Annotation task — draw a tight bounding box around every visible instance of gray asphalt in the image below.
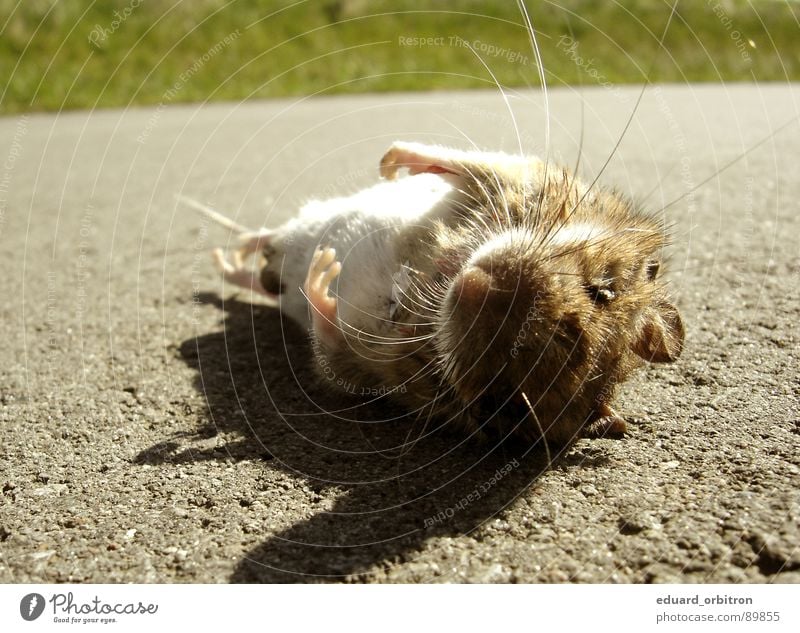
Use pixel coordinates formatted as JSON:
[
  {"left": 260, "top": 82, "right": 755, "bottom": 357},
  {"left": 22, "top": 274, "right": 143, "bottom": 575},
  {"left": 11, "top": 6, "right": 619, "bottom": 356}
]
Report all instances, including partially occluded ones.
[{"left": 1, "top": 85, "right": 798, "bottom": 583}]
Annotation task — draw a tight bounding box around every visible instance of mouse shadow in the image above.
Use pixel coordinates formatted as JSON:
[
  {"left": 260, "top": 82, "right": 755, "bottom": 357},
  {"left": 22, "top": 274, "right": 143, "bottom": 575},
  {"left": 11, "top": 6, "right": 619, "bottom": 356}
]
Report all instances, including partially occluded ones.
[{"left": 136, "top": 293, "right": 587, "bottom": 582}]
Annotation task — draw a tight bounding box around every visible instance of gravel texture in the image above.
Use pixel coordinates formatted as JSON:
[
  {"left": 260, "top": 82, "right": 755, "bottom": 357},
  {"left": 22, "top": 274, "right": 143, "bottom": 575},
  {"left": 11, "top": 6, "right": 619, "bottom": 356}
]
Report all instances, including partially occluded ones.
[{"left": 0, "top": 85, "right": 798, "bottom": 583}]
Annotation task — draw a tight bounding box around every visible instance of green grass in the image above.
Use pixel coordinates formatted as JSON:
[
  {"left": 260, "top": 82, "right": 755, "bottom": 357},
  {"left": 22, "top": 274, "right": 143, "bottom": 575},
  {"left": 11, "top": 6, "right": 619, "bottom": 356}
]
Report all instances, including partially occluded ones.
[{"left": 1, "top": 0, "right": 798, "bottom": 113}]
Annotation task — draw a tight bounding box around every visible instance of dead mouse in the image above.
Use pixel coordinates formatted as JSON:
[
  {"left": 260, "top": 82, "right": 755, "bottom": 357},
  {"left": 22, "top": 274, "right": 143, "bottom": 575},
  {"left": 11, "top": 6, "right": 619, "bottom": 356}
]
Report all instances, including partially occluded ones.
[{"left": 188, "top": 141, "right": 684, "bottom": 449}]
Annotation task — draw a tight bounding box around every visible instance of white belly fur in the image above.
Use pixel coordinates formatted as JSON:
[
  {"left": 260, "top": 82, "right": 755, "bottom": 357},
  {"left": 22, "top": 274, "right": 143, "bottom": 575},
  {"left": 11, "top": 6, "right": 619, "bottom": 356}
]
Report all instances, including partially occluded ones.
[{"left": 272, "top": 173, "right": 458, "bottom": 328}]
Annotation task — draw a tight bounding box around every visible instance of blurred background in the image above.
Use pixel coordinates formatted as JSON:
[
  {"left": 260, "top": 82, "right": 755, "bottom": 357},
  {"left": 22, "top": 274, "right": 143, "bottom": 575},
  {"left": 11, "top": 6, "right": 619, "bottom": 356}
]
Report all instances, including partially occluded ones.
[{"left": 1, "top": 0, "right": 798, "bottom": 114}]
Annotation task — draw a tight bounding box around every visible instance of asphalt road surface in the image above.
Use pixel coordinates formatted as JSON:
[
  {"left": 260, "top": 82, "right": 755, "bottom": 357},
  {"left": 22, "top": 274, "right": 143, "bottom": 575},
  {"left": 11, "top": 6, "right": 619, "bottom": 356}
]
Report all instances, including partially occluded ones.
[{"left": 1, "top": 85, "right": 798, "bottom": 583}]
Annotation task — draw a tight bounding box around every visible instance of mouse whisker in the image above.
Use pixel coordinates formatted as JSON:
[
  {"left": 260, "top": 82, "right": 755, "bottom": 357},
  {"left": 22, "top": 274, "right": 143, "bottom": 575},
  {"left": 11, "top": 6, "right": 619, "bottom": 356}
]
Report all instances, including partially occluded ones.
[
  {"left": 521, "top": 391, "right": 552, "bottom": 466},
  {"left": 552, "top": 3, "right": 679, "bottom": 239}
]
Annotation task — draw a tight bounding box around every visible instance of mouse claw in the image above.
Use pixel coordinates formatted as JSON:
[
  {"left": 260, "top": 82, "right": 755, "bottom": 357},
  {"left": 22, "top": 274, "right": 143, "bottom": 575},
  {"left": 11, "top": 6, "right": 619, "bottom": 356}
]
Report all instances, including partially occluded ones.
[
  {"left": 304, "top": 247, "right": 342, "bottom": 345},
  {"left": 211, "top": 247, "right": 231, "bottom": 276}
]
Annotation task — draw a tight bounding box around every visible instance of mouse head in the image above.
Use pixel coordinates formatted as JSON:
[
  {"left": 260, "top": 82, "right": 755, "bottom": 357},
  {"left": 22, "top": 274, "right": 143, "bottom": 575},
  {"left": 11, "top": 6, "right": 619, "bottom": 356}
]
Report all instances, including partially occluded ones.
[{"left": 426, "top": 190, "right": 684, "bottom": 443}]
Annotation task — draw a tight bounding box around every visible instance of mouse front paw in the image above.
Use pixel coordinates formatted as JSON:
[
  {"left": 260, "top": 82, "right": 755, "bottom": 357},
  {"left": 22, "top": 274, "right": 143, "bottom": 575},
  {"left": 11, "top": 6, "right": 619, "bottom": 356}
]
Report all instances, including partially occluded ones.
[
  {"left": 304, "top": 247, "right": 342, "bottom": 346},
  {"left": 585, "top": 403, "right": 627, "bottom": 438},
  {"left": 379, "top": 142, "right": 456, "bottom": 180}
]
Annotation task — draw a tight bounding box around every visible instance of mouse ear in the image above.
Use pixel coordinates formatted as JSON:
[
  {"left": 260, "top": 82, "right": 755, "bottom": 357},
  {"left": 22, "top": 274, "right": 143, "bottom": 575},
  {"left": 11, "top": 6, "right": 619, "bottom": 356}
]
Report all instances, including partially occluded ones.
[{"left": 631, "top": 299, "right": 684, "bottom": 363}]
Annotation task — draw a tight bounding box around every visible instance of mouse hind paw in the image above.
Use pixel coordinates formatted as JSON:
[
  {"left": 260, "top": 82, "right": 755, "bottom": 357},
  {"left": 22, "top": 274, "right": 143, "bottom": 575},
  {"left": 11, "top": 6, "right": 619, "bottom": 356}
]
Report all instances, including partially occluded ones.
[
  {"left": 212, "top": 246, "right": 279, "bottom": 306},
  {"left": 236, "top": 228, "right": 274, "bottom": 258}
]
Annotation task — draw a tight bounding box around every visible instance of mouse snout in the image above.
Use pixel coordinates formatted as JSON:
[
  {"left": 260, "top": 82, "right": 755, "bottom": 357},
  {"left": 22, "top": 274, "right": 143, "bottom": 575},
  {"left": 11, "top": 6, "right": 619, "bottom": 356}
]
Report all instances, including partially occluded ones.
[
  {"left": 436, "top": 230, "right": 578, "bottom": 408},
  {"left": 451, "top": 265, "right": 493, "bottom": 307},
  {"left": 448, "top": 260, "right": 529, "bottom": 325},
  {"left": 439, "top": 251, "right": 543, "bottom": 396},
  {"left": 445, "top": 228, "right": 550, "bottom": 327},
  {"left": 437, "top": 262, "right": 535, "bottom": 406}
]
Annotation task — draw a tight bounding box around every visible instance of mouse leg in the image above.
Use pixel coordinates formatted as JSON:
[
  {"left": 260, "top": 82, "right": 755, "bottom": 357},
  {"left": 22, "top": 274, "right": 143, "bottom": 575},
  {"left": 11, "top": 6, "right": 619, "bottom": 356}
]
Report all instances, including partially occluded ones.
[
  {"left": 211, "top": 228, "right": 279, "bottom": 303},
  {"left": 380, "top": 142, "right": 459, "bottom": 179},
  {"left": 585, "top": 402, "right": 627, "bottom": 438},
  {"left": 304, "top": 247, "right": 343, "bottom": 347},
  {"left": 379, "top": 141, "right": 532, "bottom": 181},
  {"left": 236, "top": 228, "right": 274, "bottom": 258}
]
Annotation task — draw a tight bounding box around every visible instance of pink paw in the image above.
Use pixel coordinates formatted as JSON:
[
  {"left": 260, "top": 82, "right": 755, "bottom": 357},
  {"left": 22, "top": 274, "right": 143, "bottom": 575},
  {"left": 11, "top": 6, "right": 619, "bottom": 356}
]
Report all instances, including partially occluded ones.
[
  {"left": 379, "top": 142, "right": 454, "bottom": 180},
  {"left": 304, "top": 247, "right": 342, "bottom": 344},
  {"left": 212, "top": 243, "right": 278, "bottom": 306}
]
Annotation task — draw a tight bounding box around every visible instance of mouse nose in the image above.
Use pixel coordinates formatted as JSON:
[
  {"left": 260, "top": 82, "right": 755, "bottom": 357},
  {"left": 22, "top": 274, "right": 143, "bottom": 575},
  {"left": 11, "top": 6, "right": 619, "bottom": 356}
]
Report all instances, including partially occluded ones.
[
  {"left": 454, "top": 264, "right": 519, "bottom": 316},
  {"left": 452, "top": 265, "right": 493, "bottom": 306}
]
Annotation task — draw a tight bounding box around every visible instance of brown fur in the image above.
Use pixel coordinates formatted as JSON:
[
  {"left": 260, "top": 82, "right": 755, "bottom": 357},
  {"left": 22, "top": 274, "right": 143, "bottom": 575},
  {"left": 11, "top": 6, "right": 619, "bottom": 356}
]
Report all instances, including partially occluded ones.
[{"left": 311, "top": 151, "right": 684, "bottom": 446}]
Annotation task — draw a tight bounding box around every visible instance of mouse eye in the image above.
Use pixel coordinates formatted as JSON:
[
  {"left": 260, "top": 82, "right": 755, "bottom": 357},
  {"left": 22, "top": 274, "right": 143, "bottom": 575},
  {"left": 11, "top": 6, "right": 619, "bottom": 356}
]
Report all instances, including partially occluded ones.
[
  {"left": 645, "top": 260, "right": 660, "bottom": 280},
  {"left": 585, "top": 284, "right": 615, "bottom": 304}
]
